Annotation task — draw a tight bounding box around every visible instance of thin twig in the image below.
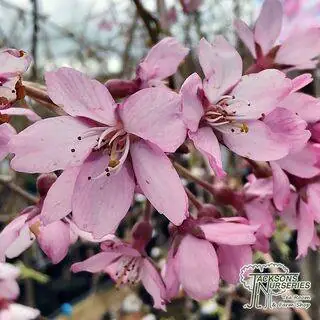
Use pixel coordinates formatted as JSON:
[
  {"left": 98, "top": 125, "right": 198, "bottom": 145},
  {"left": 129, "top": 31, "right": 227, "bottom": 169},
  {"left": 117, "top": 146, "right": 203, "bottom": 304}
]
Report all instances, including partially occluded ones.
[
  {"left": 0, "top": 175, "right": 39, "bottom": 204},
  {"left": 185, "top": 187, "right": 203, "bottom": 210},
  {"left": 30, "top": 0, "right": 39, "bottom": 80}
]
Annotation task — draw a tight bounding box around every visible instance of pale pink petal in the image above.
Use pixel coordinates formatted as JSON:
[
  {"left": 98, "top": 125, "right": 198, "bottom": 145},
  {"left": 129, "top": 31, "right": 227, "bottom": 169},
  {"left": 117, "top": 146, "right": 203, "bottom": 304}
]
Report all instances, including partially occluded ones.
[
  {"left": 291, "top": 74, "right": 313, "bottom": 93},
  {"left": 276, "top": 28, "right": 320, "bottom": 66},
  {"left": 5, "top": 224, "right": 35, "bottom": 259},
  {"left": 306, "top": 182, "right": 320, "bottom": 223},
  {"left": 41, "top": 167, "right": 80, "bottom": 225},
  {"left": 277, "top": 92, "right": 320, "bottom": 124},
  {"left": 0, "top": 49, "right": 31, "bottom": 76},
  {"left": 234, "top": 19, "right": 256, "bottom": 58},
  {"left": 244, "top": 176, "right": 273, "bottom": 198},
  {"left": 10, "top": 116, "right": 97, "bottom": 173},
  {"left": 228, "top": 70, "right": 292, "bottom": 119},
  {"left": 297, "top": 199, "right": 315, "bottom": 258},
  {"left": 188, "top": 127, "right": 225, "bottom": 177},
  {"left": 276, "top": 144, "right": 320, "bottom": 178},
  {"left": 0, "top": 77, "right": 18, "bottom": 106},
  {"left": 180, "top": 73, "right": 204, "bottom": 132},
  {"left": 176, "top": 235, "right": 219, "bottom": 300},
  {"left": 270, "top": 161, "right": 291, "bottom": 211},
  {"left": 137, "top": 37, "right": 189, "bottom": 82},
  {"left": 140, "top": 258, "right": 166, "bottom": 310},
  {"left": 0, "top": 214, "right": 29, "bottom": 261},
  {"left": 163, "top": 246, "right": 180, "bottom": 300},
  {"left": 0, "top": 123, "right": 16, "bottom": 161},
  {"left": 37, "top": 220, "right": 70, "bottom": 264},
  {"left": 0, "top": 279, "right": 20, "bottom": 300},
  {"left": 4, "top": 303, "right": 40, "bottom": 320},
  {"left": 244, "top": 198, "right": 275, "bottom": 237},
  {"left": 119, "top": 88, "right": 186, "bottom": 152},
  {"left": 45, "top": 68, "right": 117, "bottom": 125},
  {"left": 72, "top": 153, "right": 135, "bottom": 238},
  {"left": 220, "top": 120, "right": 289, "bottom": 161},
  {"left": 254, "top": 0, "right": 283, "bottom": 55},
  {"left": 198, "top": 37, "right": 242, "bottom": 103},
  {"left": 1, "top": 108, "right": 41, "bottom": 122},
  {"left": 264, "top": 107, "right": 310, "bottom": 153},
  {"left": 200, "top": 222, "right": 257, "bottom": 245},
  {"left": 71, "top": 252, "right": 122, "bottom": 273},
  {"left": 280, "top": 192, "right": 298, "bottom": 228},
  {"left": 101, "top": 243, "right": 140, "bottom": 257},
  {"left": 0, "top": 263, "right": 20, "bottom": 279},
  {"left": 217, "top": 245, "right": 252, "bottom": 284},
  {"left": 130, "top": 140, "right": 187, "bottom": 226}
]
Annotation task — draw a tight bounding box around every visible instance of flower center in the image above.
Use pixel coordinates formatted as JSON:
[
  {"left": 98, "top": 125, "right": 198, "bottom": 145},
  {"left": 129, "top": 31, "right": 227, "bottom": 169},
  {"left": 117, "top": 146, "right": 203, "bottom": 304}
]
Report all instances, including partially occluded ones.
[
  {"left": 115, "top": 256, "right": 141, "bottom": 287},
  {"left": 76, "top": 125, "right": 130, "bottom": 180},
  {"left": 203, "top": 95, "right": 250, "bottom": 133}
]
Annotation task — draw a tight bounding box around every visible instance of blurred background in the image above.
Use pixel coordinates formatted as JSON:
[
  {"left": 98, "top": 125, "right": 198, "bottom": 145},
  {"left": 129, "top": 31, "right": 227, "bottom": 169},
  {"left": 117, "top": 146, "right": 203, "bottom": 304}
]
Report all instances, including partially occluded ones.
[{"left": 1, "top": 0, "right": 320, "bottom": 319}]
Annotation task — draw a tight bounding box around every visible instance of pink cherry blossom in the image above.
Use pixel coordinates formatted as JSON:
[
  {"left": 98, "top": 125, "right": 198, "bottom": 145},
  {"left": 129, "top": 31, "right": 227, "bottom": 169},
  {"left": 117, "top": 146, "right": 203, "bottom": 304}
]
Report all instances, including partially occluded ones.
[
  {"left": 0, "top": 49, "right": 39, "bottom": 121},
  {"left": 10, "top": 68, "right": 188, "bottom": 238},
  {"left": 235, "top": 0, "right": 320, "bottom": 71},
  {"left": 106, "top": 37, "right": 189, "bottom": 98},
  {"left": 72, "top": 222, "right": 167, "bottom": 310},
  {"left": 181, "top": 36, "right": 293, "bottom": 176},
  {"left": 0, "top": 174, "right": 72, "bottom": 264},
  {"left": 180, "top": 0, "right": 202, "bottom": 13},
  {"left": 164, "top": 216, "right": 258, "bottom": 300},
  {"left": 0, "top": 123, "right": 16, "bottom": 162}
]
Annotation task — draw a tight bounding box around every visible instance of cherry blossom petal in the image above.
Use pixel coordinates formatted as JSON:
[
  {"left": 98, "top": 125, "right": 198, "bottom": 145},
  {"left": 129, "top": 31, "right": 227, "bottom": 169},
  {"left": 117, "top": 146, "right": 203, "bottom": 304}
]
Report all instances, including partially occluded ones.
[
  {"left": 0, "top": 263, "right": 20, "bottom": 279},
  {"left": 280, "top": 192, "right": 298, "bottom": 228},
  {"left": 277, "top": 92, "right": 320, "bottom": 124},
  {"left": 228, "top": 70, "right": 292, "bottom": 120},
  {"left": 200, "top": 222, "right": 257, "bottom": 245},
  {"left": 276, "top": 28, "right": 320, "bottom": 66},
  {"left": 41, "top": 167, "right": 80, "bottom": 225},
  {"left": 188, "top": 127, "right": 225, "bottom": 177},
  {"left": 264, "top": 107, "right": 310, "bottom": 153},
  {"left": 5, "top": 224, "right": 35, "bottom": 259},
  {"left": 72, "top": 153, "right": 135, "bottom": 238},
  {"left": 306, "top": 183, "right": 320, "bottom": 223},
  {"left": 141, "top": 258, "right": 167, "bottom": 310},
  {"left": 0, "top": 279, "right": 20, "bottom": 300},
  {"left": 276, "top": 145, "right": 320, "bottom": 178},
  {"left": 0, "top": 123, "right": 16, "bottom": 161},
  {"left": 45, "top": 67, "right": 117, "bottom": 125},
  {"left": 254, "top": 0, "right": 283, "bottom": 55},
  {"left": 297, "top": 199, "right": 315, "bottom": 258},
  {"left": 0, "top": 77, "right": 18, "bottom": 106},
  {"left": 291, "top": 74, "right": 313, "bottom": 93},
  {"left": 0, "top": 214, "right": 29, "bottom": 261},
  {"left": 180, "top": 73, "right": 204, "bottom": 132},
  {"left": 137, "top": 37, "right": 189, "bottom": 82},
  {"left": 1, "top": 108, "right": 41, "bottom": 122},
  {"left": 10, "top": 116, "right": 97, "bottom": 173},
  {"left": 71, "top": 252, "right": 122, "bottom": 273},
  {"left": 163, "top": 246, "right": 180, "bottom": 300},
  {"left": 0, "top": 49, "right": 31, "bottom": 76},
  {"left": 244, "top": 198, "right": 275, "bottom": 237},
  {"left": 217, "top": 245, "right": 252, "bottom": 284},
  {"left": 37, "top": 220, "right": 70, "bottom": 264},
  {"left": 220, "top": 121, "right": 289, "bottom": 161},
  {"left": 198, "top": 37, "right": 242, "bottom": 103},
  {"left": 130, "top": 140, "right": 188, "bottom": 226},
  {"left": 120, "top": 88, "right": 186, "bottom": 152},
  {"left": 270, "top": 161, "right": 291, "bottom": 211},
  {"left": 176, "top": 235, "right": 219, "bottom": 300},
  {"left": 3, "top": 303, "right": 40, "bottom": 320},
  {"left": 234, "top": 19, "right": 256, "bottom": 58}
]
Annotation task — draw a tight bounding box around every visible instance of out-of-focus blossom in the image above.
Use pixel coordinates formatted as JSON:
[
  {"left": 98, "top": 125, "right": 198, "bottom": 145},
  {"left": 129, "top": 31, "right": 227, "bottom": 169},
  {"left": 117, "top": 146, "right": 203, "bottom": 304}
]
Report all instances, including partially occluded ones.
[
  {"left": 235, "top": 0, "right": 320, "bottom": 71},
  {"left": 164, "top": 216, "right": 258, "bottom": 300},
  {"left": 0, "top": 123, "right": 16, "bottom": 162},
  {"left": 180, "top": 36, "right": 303, "bottom": 177},
  {"left": 72, "top": 222, "right": 167, "bottom": 310},
  {"left": 0, "top": 174, "right": 71, "bottom": 264},
  {"left": 10, "top": 68, "right": 188, "bottom": 238},
  {"left": 180, "top": 0, "right": 202, "bottom": 13},
  {"left": 0, "top": 263, "right": 40, "bottom": 320},
  {"left": 106, "top": 37, "right": 189, "bottom": 98},
  {"left": 0, "top": 49, "right": 39, "bottom": 121}
]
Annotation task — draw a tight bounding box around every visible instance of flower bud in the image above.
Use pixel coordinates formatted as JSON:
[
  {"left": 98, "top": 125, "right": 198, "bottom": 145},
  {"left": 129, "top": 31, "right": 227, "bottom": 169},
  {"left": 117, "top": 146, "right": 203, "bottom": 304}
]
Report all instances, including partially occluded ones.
[{"left": 36, "top": 173, "right": 57, "bottom": 197}]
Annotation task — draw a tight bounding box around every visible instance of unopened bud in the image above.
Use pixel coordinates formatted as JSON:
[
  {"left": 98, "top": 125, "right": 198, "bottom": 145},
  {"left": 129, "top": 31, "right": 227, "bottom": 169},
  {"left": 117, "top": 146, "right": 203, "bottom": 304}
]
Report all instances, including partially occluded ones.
[{"left": 36, "top": 173, "right": 57, "bottom": 197}]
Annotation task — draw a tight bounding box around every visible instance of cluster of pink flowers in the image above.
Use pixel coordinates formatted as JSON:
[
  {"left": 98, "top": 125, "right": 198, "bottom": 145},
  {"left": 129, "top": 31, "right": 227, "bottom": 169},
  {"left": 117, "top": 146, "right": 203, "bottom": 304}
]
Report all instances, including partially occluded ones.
[{"left": 1, "top": 0, "right": 320, "bottom": 313}]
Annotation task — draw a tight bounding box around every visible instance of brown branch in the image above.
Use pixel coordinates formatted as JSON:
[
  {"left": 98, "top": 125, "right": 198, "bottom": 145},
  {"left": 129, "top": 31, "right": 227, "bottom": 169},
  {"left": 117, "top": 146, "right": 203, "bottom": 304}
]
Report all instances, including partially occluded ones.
[
  {"left": 30, "top": 0, "right": 39, "bottom": 80},
  {"left": 185, "top": 187, "right": 203, "bottom": 210}
]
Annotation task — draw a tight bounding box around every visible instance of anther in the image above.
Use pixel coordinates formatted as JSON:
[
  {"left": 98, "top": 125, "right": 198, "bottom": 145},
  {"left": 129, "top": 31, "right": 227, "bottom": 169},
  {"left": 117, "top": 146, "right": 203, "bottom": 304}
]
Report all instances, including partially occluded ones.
[
  {"left": 88, "top": 176, "right": 92, "bottom": 180},
  {"left": 77, "top": 136, "right": 82, "bottom": 140},
  {"left": 71, "top": 148, "right": 75, "bottom": 153}
]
